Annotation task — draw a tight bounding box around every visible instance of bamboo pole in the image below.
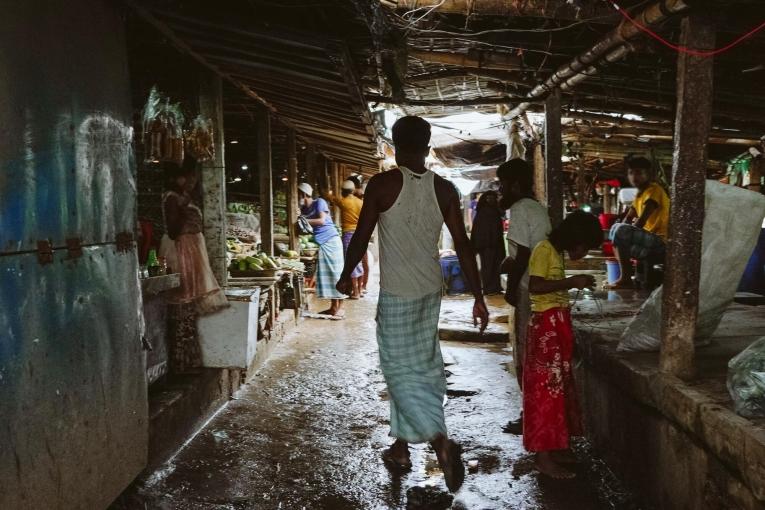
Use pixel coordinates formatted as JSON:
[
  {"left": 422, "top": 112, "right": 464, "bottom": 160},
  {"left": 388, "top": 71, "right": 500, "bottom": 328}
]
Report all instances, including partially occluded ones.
[
  {"left": 409, "top": 49, "right": 521, "bottom": 70},
  {"left": 257, "top": 104, "right": 274, "bottom": 256},
  {"left": 545, "top": 89, "right": 564, "bottom": 227},
  {"left": 507, "top": 0, "right": 690, "bottom": 119},
  {"left": 287, "top": 129, "right": 299, "bottom": 252}
]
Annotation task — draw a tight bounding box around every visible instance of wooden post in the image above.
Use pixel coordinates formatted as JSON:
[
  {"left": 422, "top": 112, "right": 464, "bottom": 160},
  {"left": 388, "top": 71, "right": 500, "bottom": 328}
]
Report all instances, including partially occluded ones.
[
  {"left": 577, "top": 165, "right": 587, "bottom": 208},
  {"left": 305, "top": 146, "right": 317, "bottom": 191},
  {"left": 533, "top": 143, "right": 546, "bottom": 205},
  {"left": 198, "top": 73, "right": 227, "bottom": 287},
  {"left": 256, "top": 104, "right": 274, "bottom": 256},
  {"left": 659, "top": 13, "right": 715, "bottom": 379},
  {"left": 603, "top": 184, "right": 613, "bottom": 215},
  {"left": 287, "top": 129, "right": 299, "bottom": 252},
  {"left": 545, "top": 89, "right": 564, "bottom": 227},
  {"left": 331, "top": 161, "right": 341, "bottom": 225}
]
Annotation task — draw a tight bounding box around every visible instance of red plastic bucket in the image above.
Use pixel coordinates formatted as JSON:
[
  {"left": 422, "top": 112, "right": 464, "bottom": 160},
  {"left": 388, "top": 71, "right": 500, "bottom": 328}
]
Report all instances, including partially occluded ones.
[{"left": 599, "top": 213, "right": 618, "bottom": 230}]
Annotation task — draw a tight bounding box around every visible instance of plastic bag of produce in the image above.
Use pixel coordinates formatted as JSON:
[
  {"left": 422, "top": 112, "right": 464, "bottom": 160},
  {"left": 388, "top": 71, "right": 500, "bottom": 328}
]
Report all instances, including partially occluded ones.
[
  {"left": 728, "top": 337, "right": 765, "bottom": 418},
  {"left": 619, "top": 181, "right": 765, "bottom": 352}
]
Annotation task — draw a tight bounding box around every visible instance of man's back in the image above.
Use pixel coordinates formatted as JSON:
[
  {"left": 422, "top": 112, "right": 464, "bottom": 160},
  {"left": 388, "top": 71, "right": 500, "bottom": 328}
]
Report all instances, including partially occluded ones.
[{"left": 375, "top": 167, "right": 445, "bottom": 298}]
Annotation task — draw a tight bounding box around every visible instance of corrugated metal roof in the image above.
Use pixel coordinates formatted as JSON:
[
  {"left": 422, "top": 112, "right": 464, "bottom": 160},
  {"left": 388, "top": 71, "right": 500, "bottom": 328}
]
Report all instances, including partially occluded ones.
[{"left": 131, "top": 5, "right": 381, "bottom": 168}]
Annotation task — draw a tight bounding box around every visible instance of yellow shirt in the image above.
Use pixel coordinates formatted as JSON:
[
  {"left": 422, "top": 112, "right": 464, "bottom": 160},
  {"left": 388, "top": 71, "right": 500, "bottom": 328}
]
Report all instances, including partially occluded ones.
[
  {"left": 528, "top": 240, "right": 570, "bottom": 313},
  {"left": 332, "top": 194, "right": 363, "bottom": 233},
  {"left": 635, "top": 182, "right": 670, "bottom": 239}
]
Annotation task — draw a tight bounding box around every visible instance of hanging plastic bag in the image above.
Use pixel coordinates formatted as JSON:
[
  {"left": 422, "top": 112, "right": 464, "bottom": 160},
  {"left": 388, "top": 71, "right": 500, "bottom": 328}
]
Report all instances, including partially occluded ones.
[
  {"left": 728, "top": 337, "right": 765, "bottom": 418},
  {"left": 618, "top": 181, "right": 765, "bottom": 352}
]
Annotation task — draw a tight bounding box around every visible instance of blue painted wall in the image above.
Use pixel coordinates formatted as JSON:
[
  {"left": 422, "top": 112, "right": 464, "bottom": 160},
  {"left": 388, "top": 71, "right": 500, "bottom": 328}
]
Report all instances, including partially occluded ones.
[{"left": 0, "top": 2, "right": 148, "bottom": 508}]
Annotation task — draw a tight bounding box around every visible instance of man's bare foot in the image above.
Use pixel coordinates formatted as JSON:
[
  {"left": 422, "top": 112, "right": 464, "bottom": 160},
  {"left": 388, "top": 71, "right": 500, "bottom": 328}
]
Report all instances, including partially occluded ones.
[
  {"left": 433, "top": 436, "right": 465, "bottom": 492},
  {"left": 317, "top": 308, "right": 335, "bottom": 316},
  {"left": 383, "top": 439, "right": 411, "bottom": 469},
  {"left": 535, "top": 452, "right": 576, "bottom": 479},
  {"left": 552, "top": 449, "right": 577, "bottom": 464}
]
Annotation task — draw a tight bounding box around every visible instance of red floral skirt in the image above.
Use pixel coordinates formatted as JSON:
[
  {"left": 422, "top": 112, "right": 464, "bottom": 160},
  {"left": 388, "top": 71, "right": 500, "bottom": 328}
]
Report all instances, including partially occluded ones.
[{"left": 522, "top": 307, "right": 583, "bottom": 452}]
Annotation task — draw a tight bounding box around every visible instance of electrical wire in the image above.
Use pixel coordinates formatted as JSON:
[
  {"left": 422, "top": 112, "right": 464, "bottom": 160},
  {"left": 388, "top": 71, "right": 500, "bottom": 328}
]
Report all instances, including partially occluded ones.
[{"left": 608, "top": 0, "right": 765, "bottom": 57}]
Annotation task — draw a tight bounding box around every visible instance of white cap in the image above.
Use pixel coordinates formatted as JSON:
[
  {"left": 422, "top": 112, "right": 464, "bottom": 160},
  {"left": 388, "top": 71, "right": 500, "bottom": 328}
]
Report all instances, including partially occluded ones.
[
  {"left": 298, "top": 182, "right": 313, "bottom": 196},
  {"left": 341, "top": 180, "right": 355, "bottom": 191}
]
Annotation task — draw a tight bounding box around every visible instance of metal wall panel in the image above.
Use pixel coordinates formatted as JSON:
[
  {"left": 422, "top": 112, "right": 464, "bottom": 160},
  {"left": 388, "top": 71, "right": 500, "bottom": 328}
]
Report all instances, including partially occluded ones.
[
  {"left": 0, "top": 2, "right": 136, "bottom": 253},
  {"left": 0, "top": 248, "right": 147, "bottom": 509},
  {"left": 0, "top": 2, "right": 147, "bottom": 508}
]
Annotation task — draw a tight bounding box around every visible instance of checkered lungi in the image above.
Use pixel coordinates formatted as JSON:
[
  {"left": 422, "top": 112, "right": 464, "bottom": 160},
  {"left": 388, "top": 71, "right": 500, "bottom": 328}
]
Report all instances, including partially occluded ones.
[
  {"left": 342, "top": 231, "right": 364, "bottom": 278},
  {"left": 315, "top": 235, "right": 346, "bottom": 300},
  {"left": 376, "top": 290, "right": 447, "bottom": 443},
  {"left": 609, "top": 223, "right": 666, "bottom": 260}
]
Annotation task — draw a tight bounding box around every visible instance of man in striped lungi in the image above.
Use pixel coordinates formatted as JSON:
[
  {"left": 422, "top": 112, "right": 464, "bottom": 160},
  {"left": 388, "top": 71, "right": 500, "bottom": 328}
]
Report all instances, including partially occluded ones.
[{"left": 337, "top": 116, "right": 488, "bottom": 493}]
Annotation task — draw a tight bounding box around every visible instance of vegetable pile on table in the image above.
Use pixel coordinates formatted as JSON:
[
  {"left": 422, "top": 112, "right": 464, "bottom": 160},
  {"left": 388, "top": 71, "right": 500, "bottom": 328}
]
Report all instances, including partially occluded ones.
[{"left": 230, "top": 252, "right": 280, "bottom": 274}]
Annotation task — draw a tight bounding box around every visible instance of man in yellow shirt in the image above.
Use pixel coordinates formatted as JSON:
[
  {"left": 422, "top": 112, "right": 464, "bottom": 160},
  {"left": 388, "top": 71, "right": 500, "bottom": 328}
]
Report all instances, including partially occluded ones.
[
  {"left": 327, "top": 180, "right": 364, "bottom": 298},
  {"left": 608, "top": 157, "right": 670, "bottom": 288}
]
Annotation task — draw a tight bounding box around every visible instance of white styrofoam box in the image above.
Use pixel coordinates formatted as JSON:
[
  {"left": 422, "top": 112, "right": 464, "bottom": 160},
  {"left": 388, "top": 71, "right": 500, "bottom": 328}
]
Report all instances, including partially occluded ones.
[
  {"left": 197, "top": 287, "right": 261, "bottom": 369},
  {"left": 618, "top": 187, "right": 638, "bottom": 204}
]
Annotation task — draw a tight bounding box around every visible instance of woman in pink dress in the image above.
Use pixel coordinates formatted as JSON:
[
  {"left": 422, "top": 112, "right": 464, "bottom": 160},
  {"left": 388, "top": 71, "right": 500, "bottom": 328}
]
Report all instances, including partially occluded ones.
[{"left": 160, "top": 160, "right": 228, "bottom": 371}]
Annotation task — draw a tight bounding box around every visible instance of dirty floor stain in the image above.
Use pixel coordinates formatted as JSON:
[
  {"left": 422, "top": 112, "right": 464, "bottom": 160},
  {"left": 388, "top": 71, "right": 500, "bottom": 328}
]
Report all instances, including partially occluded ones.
[{"left": 114, "top": 285, "right": 640, "bottom": 510}]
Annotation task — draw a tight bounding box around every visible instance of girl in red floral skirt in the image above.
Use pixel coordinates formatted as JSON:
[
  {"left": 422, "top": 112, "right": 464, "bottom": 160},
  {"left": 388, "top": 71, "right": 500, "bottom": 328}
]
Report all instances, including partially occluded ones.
[{"left": 525, "top": 211, "right": 602, "bottom": 479}]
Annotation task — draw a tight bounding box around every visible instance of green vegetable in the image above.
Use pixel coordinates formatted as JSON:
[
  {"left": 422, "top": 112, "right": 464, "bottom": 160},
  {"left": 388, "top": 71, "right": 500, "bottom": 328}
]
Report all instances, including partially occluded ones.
[{"left": 238, "top": 260, "right": 247, "bottom": 271}]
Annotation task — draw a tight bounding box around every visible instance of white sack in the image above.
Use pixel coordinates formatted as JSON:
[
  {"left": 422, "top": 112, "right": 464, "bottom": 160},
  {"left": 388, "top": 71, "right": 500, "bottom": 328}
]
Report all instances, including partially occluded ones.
[{"left": 618, "top": 181, "right": 765, "bottom": 352}]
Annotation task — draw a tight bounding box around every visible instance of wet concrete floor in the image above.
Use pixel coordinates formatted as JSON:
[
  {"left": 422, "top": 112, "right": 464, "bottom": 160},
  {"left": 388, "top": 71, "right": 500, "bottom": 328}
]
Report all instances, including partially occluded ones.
[{"left": 115, "top": 286, "right": 640, "bottom": 510}]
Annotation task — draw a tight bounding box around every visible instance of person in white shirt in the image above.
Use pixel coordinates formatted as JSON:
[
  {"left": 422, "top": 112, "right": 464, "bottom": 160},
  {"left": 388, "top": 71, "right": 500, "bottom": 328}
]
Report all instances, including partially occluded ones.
[{"left": 498, "top": 159, "right": 552, "bottom": 435}]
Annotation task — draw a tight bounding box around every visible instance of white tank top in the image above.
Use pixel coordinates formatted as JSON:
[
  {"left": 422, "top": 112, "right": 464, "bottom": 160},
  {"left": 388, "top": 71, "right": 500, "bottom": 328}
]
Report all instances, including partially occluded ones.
[{"left": 378, "top": 167, "right": 445, "bottom": 297}]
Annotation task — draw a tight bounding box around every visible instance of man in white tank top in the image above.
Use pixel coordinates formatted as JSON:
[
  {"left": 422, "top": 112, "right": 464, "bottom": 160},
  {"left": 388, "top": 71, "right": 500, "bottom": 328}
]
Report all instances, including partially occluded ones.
[{"left": 337, "top": 116, "right": 488, "bottom": 493}]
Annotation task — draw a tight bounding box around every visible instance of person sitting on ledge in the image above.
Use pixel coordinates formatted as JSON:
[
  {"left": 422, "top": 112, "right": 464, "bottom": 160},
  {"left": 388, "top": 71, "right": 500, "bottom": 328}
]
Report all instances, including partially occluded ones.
[{"left": 607, "top": 156, "right": 670, "bottom": 289}]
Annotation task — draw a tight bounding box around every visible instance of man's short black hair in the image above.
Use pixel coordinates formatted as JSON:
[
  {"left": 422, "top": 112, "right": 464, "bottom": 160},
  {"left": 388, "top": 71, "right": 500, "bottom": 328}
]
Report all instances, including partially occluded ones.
[
  {"left": 550, "top": 211, "right": 603, "bottom": 251},
  {"left": 348, "top": 175, "right": 362, "bottom": 189},
  {"left": 497, "top": 159, "right": 533, "bottom": 193},
  {"left": 392, "top": 116, "right": 431, "bottom": 152},
  {"left": 626, "top": 156, "right": 653, "bottom": 172}
]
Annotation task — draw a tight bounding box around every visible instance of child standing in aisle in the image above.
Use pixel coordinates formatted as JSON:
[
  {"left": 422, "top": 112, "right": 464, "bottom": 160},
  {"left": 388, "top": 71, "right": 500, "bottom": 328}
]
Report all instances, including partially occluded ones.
[{"left": 524, "top": 211, "right": 602, "bottom": 479}]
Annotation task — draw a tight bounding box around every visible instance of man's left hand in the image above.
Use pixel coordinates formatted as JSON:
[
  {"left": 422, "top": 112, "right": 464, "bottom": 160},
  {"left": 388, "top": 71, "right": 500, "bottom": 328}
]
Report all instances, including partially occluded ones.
[
  {"left": 336, "top": 275, "right": 353, "bottom": 296},
  {"left": 473, "top": 299, "right": 489, "bottom": 333}
]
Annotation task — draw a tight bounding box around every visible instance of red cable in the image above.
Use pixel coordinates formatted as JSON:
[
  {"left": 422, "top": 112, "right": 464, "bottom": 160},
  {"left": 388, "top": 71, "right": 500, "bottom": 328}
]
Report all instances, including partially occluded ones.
[{"left": 608, "top": 0, "right": 765, "bottom": 57}]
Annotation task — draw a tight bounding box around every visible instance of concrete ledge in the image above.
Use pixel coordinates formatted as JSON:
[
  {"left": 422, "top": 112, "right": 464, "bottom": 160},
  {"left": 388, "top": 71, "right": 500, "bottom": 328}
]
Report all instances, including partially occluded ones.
[
  {"left": 574, "top": 300, "right": 765, "bottom": 509},
  {"left": 146, "top": 368, "right": 242, "bottom": 472}
]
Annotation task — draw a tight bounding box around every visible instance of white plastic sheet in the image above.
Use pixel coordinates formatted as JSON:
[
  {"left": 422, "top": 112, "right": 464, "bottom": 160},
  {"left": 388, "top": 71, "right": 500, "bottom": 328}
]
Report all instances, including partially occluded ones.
[
  {"left": 618, "top": 181, "right": 765, "bottom": 352},
  {"left": 728, "top": 336, "right": 765, "bottom": 418}
]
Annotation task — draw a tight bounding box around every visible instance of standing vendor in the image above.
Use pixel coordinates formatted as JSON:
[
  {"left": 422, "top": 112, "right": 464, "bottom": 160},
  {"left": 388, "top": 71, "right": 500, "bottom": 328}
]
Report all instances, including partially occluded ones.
[
  {"left": 160, "top": 159, "right": 228, "bottom": 372},
  {"left": 607, "top": 157, "right": 670, "bottom": 289},
  {"left": 326, "top": 180, "right": 364, "bottom": 299},
  {"left": 300, "top": 182, "right": 346, "bottom": 317},
  {"left": 349, "top": 175, "right": 371, "bottom": 294}
]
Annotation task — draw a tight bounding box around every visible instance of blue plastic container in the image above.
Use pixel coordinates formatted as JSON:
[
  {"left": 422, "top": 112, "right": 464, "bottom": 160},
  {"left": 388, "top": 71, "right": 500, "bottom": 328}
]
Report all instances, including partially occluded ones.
[
  {"left": 739, "top": 228, "right": 765, "bottom": 293},
  {"left": 606, "top": 259, "right": 621, "bottom": 285},
  {"left": 440, "top": 255, "right": 468, "bottom": 294}
]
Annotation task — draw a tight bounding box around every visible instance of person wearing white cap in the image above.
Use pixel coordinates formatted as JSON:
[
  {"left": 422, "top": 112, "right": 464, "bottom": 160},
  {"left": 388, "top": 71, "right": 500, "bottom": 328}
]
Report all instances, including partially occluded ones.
[
  {"left": 324, "top": 180, "right": 365, "bottom": 299},
  {"left": 299, "top": 182, "right": 346, "bottom": 317},
  {"left": 347, "top": 175, "right": 371, "bottom": 293}
]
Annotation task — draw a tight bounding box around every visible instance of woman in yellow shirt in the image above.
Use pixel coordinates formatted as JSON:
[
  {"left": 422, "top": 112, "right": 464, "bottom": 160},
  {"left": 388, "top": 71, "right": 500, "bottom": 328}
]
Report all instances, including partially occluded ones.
[
  {"left": 327, "top": 180, "right": 364, "bottom": 298},
  {"left": 525, "top": 211, "right": 602, "bottom": 479}
]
